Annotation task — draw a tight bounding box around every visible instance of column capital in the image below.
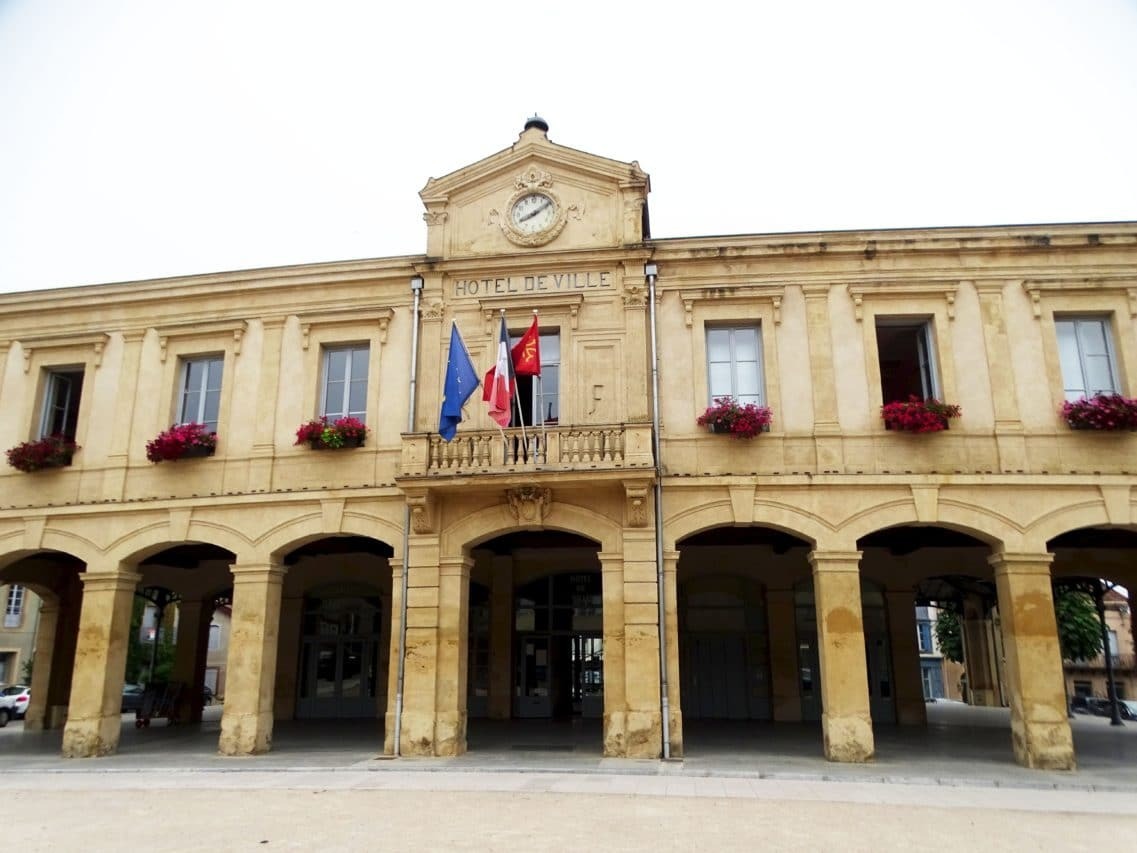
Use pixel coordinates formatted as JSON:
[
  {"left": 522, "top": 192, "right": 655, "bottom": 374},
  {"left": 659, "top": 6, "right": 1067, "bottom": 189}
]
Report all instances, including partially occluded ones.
[
  {"left": 229, "top": 562, "right": 287, "bottom": 584},
  {"left": 439, "top": 556, "right": 473, "bottom": 577},
  {"left": 80, "top": 571, "right": 142, "bottom": 594},
  {"left": 597, "top": 551, "right": 624, "bottom": 570},
  {"left": 808, "top": 550, "right": 863, "bottom": 572},
  {"left": 988, "top": 552, "right": 1054, "bottom": 575}
]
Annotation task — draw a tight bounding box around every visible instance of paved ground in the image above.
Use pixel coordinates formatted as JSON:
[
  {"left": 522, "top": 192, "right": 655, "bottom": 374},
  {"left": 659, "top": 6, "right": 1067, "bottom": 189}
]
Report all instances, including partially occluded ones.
[{"left": 5, "top": 702, "right": 1137, "bottom": 850}]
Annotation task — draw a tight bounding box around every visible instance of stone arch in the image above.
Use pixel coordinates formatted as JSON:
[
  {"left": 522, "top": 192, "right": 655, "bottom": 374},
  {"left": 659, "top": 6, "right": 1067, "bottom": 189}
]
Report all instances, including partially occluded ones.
[
  {"left": 666, "top": 499, "right": 827, "bottom": 551},
  {"left": 262, "top": 510, "right": 404, "bottom": 564},
  {"left": 1024, "top": 505, "right": 1137, "bottom": 552},
  {"left": 836, "top": 500, "right": 1016, "bottom": 551},
  {"left": 107, "top": 521, "right": 254, "bottom": 567},
  {"left": 441, "top": 499, "right": 618, "bottom": 555},
  {"left": 0, "top": 532, "right": 100, "bottom": 571}
]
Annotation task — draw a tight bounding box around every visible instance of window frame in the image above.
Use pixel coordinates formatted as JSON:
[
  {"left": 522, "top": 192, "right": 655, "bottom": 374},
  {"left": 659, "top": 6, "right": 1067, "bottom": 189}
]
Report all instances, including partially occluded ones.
[
  {"left": 705, "top": 324, "right": 767, "bottom": 407},
  {"left": 320, "top": 343, "right": 371, "bottom": 423},
  {"left": 874, "top": 317, "right": 943, "bottom": 402},
  {"left": 38, "top": 366, "right": 85, "bottom": 440},
  {"left": 4, "top": 585, "right": 25, "bottom": 629},
  {"left": 509, "top": 329, "right": 560, "bottom": 427},
  {"left": 1054, "top": 315, "right": 1120, "bottom": 401},
  {"left": 177, "top": 354, "right": 224, "bottom": 432}
]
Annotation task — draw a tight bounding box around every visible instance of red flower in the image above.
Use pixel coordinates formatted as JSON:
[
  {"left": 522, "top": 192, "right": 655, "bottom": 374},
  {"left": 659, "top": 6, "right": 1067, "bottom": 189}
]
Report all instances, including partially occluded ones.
[
  {"left": 697, "top": 398, "right": 773, "bottom": 439},
  {"left": 1061, "top": 394, "right": 1137, "bottom": 431},
  {"left": 6, "top": 435, "right": 79, "bottom": 472},
  {"left": 881, "top": 397, "right": 961, "bottom": 433},
  {"left": 146, "top": 423, "right": 217, "bottom": 462}
]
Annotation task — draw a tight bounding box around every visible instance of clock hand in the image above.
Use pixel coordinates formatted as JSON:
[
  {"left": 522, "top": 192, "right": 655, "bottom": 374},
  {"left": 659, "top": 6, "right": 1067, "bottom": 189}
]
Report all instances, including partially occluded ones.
[{"left": 521, "top": 199, "right": 552, "bottom": 221}]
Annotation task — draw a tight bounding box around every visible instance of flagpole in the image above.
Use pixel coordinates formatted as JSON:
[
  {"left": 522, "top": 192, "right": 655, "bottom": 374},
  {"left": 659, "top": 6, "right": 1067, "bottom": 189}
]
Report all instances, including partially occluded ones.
[
  {"left": 534, "top": 309, "right": 546, "bottom": 463},
  {"left": 503, "top": 309, "right": 529, "bottom": 460}
]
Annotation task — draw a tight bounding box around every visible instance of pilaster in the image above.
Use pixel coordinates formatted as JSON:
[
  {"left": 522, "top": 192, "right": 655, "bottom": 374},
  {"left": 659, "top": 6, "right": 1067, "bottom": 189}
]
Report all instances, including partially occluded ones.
[
  {"left": 809, "top": 550, "right": 873, "bottom": 762},
  {"left": 801, "top": 285, "right": 844, "bottom": 471},
  {"left": 662, "top": 549, "right": 682, "bottom": 757},
  {"left": 598, "top": 551, "right": 627, "bottom": 756},
  {"left": 617, "top": 530, "right": 662, "bottom": 758},
  {"left": 23, "top": 600, "right": 59, "bottom": 731},
  {"left": 974, "top": 282, "right": 1027, "bottom": 470},
  {"left": 61, "top": 566, "right": 141, "bottom": 758},
  {"left": 218, "top": 562, "right": 286, "bottom": 755},
  {"left": 435, "top": 555, "right": 472, "bottom": 756},
  {"left": 990, "top": 552, "right": 1074, "bottom": 770}
]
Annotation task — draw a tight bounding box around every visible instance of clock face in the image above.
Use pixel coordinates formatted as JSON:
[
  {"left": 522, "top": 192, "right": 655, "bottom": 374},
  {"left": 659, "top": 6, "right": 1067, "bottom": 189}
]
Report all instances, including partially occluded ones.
[{"left": 510, "top": 192, "right": 557, "bottom": 234}]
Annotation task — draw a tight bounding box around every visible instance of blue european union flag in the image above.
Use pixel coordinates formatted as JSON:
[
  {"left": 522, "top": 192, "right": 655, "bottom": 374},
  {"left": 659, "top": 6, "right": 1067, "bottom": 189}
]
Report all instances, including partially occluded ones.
[{"left": 438, "top": 322, "right": 480, "bottom": 441}]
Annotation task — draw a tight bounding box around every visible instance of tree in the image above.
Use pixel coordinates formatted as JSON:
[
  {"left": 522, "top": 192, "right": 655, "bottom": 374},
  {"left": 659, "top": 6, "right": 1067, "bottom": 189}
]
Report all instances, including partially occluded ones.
[
  {"left": 934, "top": 610, "right": 964, "bottom": 663},
  {"left": 1054, "top": 588, "right": 1103, "bottom": 662}
]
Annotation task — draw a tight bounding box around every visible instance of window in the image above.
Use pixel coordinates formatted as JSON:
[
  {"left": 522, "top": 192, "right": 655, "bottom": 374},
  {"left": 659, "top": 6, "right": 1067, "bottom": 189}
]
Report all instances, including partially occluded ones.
[
  {"left": 916, "top": 620, "right": 934, "bottom": 654},
  {"left": 876, "top": 319, "right": 939, "bottom": 402},
  {"left": 321, "top": 345, "right": 369, "bottom": 422},
  {"left": 40, "top": 368, "right": 84, "bottom": 439},
  {"left": 511, "top": 331, "right": 559, "bottom": 426},
  {"left": 706, "top": 326, "right": 764, "bottom": 405},
  {"left": 178, "top": 356, "right": 223, "bottom": 432},
  {"left": 208, "top": 623, "right": 221, "bottom": 651},
  {"left": 4, "top": 585, "right": 24, "bottom": 628},
  {"left": 1056, "top": 317, "right": 1119, "bottom": 401}
]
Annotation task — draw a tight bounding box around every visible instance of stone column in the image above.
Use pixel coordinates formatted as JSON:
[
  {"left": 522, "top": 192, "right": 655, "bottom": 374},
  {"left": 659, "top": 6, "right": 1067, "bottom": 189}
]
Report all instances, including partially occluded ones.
[
  {"left": 170, "top": 598, "right": 213, "bottom": 723},
  {"left": 23, "top": 598, "right": 59, "bottom": 731},
  {"left": 809, "top": 550, "right": 873, "bottom": 762},
  {"left": 488, "top": 555, "right": 513, "bottom": 720},
  {"left": 383, "top": 557, "right": 403, "bottom": 755},
  {"left": 617, "top": 529, "right": 662, "bottom": 758},
  {"left": 766, "top": 587, "right": 802, "bottom": 722},
  {"left": 219, "top": 563, "right": 286, "bottom": 755},
  {"left": 61, "top": 566, "right": 140, "bottom": 758},
  {"left": 273, "top": 594, "right": 303, "bottom": 720},
  {"left": 662, "top": 549, "right": 682, "bottom": 757},
  {"left": 885, "top": 589, "right": 927, "bottom": 726},
  {"left": 962, "top": 596, "right": 998, "bottom": 706},
  {"left": 434, "top": 555, "right": 471, "bottom": 756},
  {"left": 990, "top": 552, "right": 1074, "bottom": 770},
  {"left": 598, "top": 551, "right": 627, "bottom": 756}
]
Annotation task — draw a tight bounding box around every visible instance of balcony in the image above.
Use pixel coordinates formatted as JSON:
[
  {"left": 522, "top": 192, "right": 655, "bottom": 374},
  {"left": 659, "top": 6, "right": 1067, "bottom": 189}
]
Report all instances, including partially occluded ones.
[
  {"left": 399, "top": 423, "right": 654, "bottom": 484},
  {"left": 1067, "top": 654, "right": 1136, "bottom": 672}
]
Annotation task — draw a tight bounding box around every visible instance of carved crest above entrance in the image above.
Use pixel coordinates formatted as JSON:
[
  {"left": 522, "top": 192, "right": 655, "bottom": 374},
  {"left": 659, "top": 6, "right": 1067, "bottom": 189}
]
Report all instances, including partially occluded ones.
[{"left": 506, "top": 486, "right": 552, "bottom": 526}]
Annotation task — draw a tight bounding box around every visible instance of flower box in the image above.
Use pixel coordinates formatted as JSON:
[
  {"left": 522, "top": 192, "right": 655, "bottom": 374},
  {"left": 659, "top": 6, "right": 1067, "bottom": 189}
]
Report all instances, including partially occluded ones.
[
  {"left": 881, "top": 397, "right": 961, "bottom": 433},
  {"left": 697, "top": 398, "right": 773, "bottom": 439},
  {"left": 146, "top": 423, "right": 217, "bottom": 463},
  {"left": 295, "top": 416, "right": 369, "bottom": 450},
  {"left": 6, "top": 435, "right": 79, "bottom": 472},
  {"left": 1060, "top": 394, "right": 1137, "bottom": 431}
]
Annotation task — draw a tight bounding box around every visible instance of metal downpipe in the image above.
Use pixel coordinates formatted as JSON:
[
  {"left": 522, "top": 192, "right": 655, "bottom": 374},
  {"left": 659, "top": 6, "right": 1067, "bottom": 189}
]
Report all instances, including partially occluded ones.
[
  {"left": 646, "top": 262, "right": 671, "bottom": 760},
  {"left": 393, "top": 275, "right": 424, "bottom": 756}
]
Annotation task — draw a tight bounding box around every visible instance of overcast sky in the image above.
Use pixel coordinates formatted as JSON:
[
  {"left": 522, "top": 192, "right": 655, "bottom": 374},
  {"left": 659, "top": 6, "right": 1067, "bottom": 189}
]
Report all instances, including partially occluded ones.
[{"left": 1, "top": 0, "right": 1135, "bottom": 294}]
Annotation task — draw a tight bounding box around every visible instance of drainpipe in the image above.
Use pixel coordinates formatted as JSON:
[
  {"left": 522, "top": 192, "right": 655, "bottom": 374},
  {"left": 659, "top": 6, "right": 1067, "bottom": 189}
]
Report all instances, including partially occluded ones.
[
  {"left": 645, "top": 261, "right": 671, "bottom": 760},
  {"left": 394, "top": 274, "right": 424, "bottom": 756}
]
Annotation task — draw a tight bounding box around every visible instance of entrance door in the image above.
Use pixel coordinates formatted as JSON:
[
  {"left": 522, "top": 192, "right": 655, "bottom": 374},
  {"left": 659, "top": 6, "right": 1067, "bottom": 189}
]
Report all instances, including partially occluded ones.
[
  {"left": 297, "top": 595, "right": 381, "bottom": 719},
  {"left": 515, "top": 635, "right": 551, "bottom": 717}
]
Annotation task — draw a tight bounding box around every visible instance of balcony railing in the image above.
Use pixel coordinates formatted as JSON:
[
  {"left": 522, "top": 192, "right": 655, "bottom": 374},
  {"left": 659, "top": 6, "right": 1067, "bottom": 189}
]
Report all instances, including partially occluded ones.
[
  {"left": 1067, "top": 654, "right": 1136, "bottom": 671},
  {"left": 399, "top": 424, "right": 654, "bottom": 479}
]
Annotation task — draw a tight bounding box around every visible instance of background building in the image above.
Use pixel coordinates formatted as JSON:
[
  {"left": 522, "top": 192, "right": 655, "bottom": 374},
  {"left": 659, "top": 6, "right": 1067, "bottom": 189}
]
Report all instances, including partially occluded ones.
[{"left": 1, "top": 122, "right": 1135, "bottom": 770}]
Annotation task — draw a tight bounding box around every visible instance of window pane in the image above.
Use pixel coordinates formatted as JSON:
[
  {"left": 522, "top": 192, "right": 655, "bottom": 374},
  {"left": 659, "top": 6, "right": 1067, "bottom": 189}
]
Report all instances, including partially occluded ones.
[
  {"left": 708, "top": 363, "right": 733, "bottom": 399},
  {"left": 1076, "top": 320, "right": 1109, "bottom": 358},
  {"left": 348, "top": 379, "right": 367, "bottom": 418},
  {"left": 326, "top": 349, "right": 348, "bottom": 382},
  {"left": 349, "top": 347, "right": 369, "bottom": 381},
  {"left": 733, "top": 328, "right": 759, "bottom": 361},
  {"left": 1055, "top": 321, "right": 1085, "bottom": 397},
  {"left": 541, "top": 333, "right": 560, "bottom": 363},
  {"left": 202, "top": 390, "right": 220, "bottom": 429},
  {"left": 707, "top": 329, "right": 731, "bottom": 362},
  {"left": 205, "top": 358, "right": 223, "bottom": 392},
  {"left": 735, "top": 362, "right": 761, "bottom": 399},
  {"left": 182, "top": 390, "right": 202, "bottom": 423},
  {"left": 1085, "top": 354, "right": 1117, "bottom": 396}
]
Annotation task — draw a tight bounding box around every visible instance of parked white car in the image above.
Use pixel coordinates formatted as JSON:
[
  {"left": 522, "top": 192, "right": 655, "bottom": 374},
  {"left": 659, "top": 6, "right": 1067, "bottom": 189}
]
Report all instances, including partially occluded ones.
[{"left": 0, "top": 685, "right": 30, "bottom": 726}]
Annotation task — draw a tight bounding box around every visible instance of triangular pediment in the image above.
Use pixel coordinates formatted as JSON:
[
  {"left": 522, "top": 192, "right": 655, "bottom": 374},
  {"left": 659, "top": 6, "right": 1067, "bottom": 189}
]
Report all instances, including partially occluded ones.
[{"left": 419, "top": 123, "right": 650, "bottom": 259}]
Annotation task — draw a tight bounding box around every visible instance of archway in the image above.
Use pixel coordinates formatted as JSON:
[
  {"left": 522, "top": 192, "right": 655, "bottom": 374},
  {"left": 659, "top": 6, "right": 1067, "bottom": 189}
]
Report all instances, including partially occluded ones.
[{"left": 465, "top": 530, "right": 603, "bottom": 753}]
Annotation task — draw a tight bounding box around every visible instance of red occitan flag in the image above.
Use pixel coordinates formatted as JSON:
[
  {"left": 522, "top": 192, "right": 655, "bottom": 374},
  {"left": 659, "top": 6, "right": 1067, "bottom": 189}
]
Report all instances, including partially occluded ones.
[{"left": 511, "top": 315, "right": 541, "bottom": 377}]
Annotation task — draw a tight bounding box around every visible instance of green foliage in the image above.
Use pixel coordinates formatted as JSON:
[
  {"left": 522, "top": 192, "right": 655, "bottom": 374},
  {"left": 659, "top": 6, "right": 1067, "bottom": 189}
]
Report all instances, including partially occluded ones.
[
  {"left": 21, "top": 655, "right": 34, "bottom": 683},
  {"left": 1055, "top": 589, "right": 1103, "bottom": 662},
  {"left": 934, "top": 609, "right": 964, "bottom": 663},
  {"left": 125, "top": 597, "right": 177, "bottom": 685}
]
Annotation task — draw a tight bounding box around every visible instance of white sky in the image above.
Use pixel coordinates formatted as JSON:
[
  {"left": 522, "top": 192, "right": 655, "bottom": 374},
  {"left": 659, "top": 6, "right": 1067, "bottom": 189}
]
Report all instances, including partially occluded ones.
[{"left": 1, "top": 0, "right": 1135, "bottom": 293}]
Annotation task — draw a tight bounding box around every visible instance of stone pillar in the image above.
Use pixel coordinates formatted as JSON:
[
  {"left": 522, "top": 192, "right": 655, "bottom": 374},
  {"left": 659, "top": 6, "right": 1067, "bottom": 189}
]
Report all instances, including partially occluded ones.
[
  {"left": 383, "top": 557, "right": 403, "bottom": 755},
  {"left": 621, "top": 260, "right": 650, "bottom": 422},
  {"left": 435, "top": 555, "right": 471, "bottom": 755},
  {"left": 766, "top": 587, "right": 802, "bottom": 722},
  {"left": 990, "top": 552, "right": 1074, "bottom": 770},
  {"left": 103, "top": 331, "right": 145, "bottom": 498},
  {"left": 616, "top": 529, "right": 662, "bottom": 758},
  {"left": 248, "top": 318, "right": 286, "bottom": 490},
  {"left": 599, "top": 552, "right": 627, "bottom": 756},
  {"left": 171, "top": 598, "right": 213, "bottom": 723},
  {"left": 273, "top": 594, "right": 303, "bottom": 720},
  {"left": 218, "top": 563, "right": 286, "bottom": 755},
  {"left": 962, "top": 596, "right": 998, "bottom": 706},
  {"left": 974, "top": 282, "right": 1027, "bottom": 472},
  {"left": 61, "top": 566, "right": 140, "bottom": 758},
  {"left": 45, "top": 575, "right": 83, "bottom": 729},
  {"left": 809, "top": 550, "right": 873, "bottom": 762},
  {"left": 885, "top": 589, "right": 927, "bottom": 726},
  {"left": 662, "top": 550, "right": 682, "bottom": 757},
  {"left": 488, "top": 555, "right": 513, "bottom": 720},
  {"left": 23, "top": 598, "right": 59, "bottom": 731}
]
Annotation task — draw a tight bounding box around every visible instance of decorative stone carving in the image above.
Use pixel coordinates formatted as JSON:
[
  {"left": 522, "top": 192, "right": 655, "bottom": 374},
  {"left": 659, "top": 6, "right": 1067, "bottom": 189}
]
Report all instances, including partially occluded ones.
[
  {"left": 421, "top": 300, "right": 445, "bottom": 322},
  {"left": 422, "top": 210, "right": 448, "bottom": 226},
  {"left": 623, "top": 280, "right": 647, "bottom": 309},
  {"left": 506, "top": 486, "right": 552, "bottom": 526},
  {"left": 406, "top": 491, "right": 436, "bottom": 534},
  {"left": 624, "top": 481, "right": 650, "bottom": 528}
]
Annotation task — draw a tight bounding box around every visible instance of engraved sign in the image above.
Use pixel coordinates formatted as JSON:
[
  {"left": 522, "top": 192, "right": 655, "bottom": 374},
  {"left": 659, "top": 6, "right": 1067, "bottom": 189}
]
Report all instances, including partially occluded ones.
[{"left": 453, "top": 271, "right": 611, "bottom": 298}]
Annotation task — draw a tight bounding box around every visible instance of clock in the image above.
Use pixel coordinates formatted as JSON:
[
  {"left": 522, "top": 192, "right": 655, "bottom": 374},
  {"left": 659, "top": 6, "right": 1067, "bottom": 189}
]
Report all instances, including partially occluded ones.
[{"left": 511, "top": 192, "right": 557, "bottom": 235}]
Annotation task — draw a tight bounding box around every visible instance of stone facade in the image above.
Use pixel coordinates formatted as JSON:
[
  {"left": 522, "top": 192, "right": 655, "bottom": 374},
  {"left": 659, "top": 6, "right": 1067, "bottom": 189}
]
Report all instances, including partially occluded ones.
[{"left": 1, "top": 123, "right": 1135, "bottom": 770}]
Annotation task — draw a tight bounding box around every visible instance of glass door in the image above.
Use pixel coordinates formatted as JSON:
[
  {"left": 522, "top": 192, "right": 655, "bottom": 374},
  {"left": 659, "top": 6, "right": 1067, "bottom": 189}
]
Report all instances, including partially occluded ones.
[{"left": 514, "top": 636, "right": 551, "bottom": 718}]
